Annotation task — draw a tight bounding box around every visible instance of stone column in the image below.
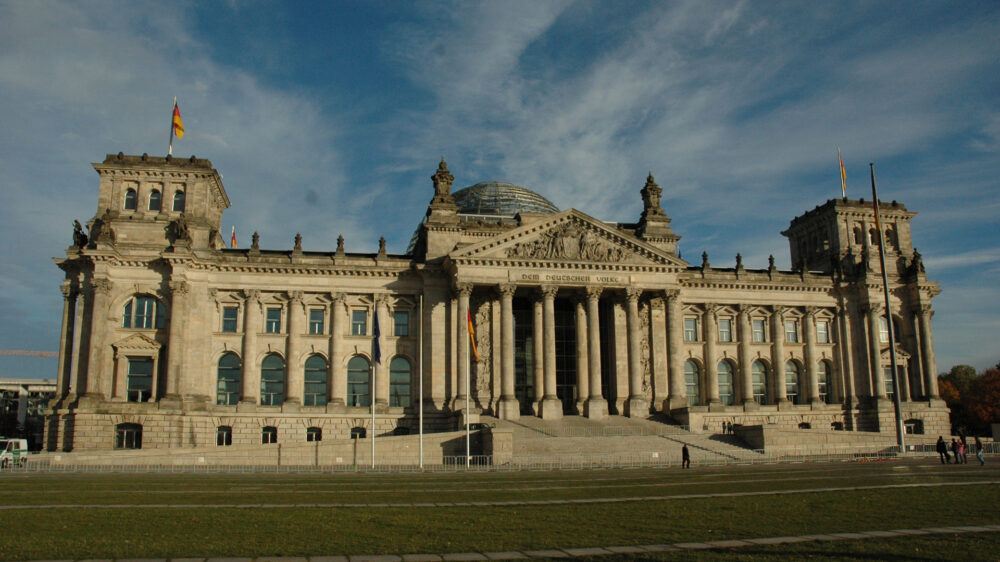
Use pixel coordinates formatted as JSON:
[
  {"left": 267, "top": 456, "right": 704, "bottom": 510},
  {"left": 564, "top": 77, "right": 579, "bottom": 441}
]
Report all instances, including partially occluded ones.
[
  {"left": 771, "top": 306, "right": 788, "bottom": 403},
  {"left": 455, "top": 283, "right": 472, "bottom": 409},
  {"left": 328, "top": 293, "right": 346, "bottom": 407},
  {"left": 737, "top": 304, "right": 754, "bottom": 406},
  {"left": 585, "top": 287, "right": 608, "bottom": 419},
  {"left": 909, "top": 311, "right": 926, "bottom": 400},
  {"left": 703, "top": 303, "right": 720, "bottom": 406},
  {"left": 165, "top": 279, "right": 190, "bottom": 401},
  {"left": 917, "top": 305, "right": 939, "bottom": 399},
  {"left": 625, "top": 287, "right": 649, "bottom": 417},
  {"left": 666, "top": 290, "right": 685, "bottom": 409},
  {"left": 56, "top": 284, "right": 77, "bottom": 399},
  {"left": 285, "top": 291, "right": 304, "bottom": 406},
  {"left": 83, "top": 278, "right": 112, "bottom": 400},
  {"left": 574, "top": 294, "right": 589, "bottom": 415},
  {"left": 241, "top": 289, "right": 261, "bottom": 405},
  {"left": 498, "top": 284, "right": 519, "bottom": 420},
  {"left": 836, "top": 302, "right": 857, "bottom": 405},
  {"left": 532, "top": 294, "right": 544, "bottom": 416},
  {"left": 68, "top": 280, "right": 86, "bottom": 400},
  {"left": 539, "top": 285, "right": 562, "bottom": 419},
  {"left": 649, "top": 296, "right": 668, "bottom": 412},
  {"left": 866, "top": 303, "right": 886, "bottom": 398},
  {"left": 804, "top": 306, "right": 820, "bottom": 405},
  {"left": 374, "top": 298, "right": 389, "bottom": 407}
]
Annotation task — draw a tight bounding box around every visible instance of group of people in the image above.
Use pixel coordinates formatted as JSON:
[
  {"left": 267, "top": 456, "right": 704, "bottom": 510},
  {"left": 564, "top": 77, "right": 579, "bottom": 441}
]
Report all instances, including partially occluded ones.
[
  {"left": 936, "top": 434, "right": 986, "bottom": 466},
  {"left": 721, "top": 421, "right": 736, "bottom": 435}
]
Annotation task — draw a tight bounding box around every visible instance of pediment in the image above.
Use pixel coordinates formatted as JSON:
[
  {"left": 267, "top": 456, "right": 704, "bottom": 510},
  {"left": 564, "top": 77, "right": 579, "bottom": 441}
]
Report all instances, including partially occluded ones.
[
  {"left": 880, "top": 344, "right": 911, "bottom": 361},
  {"left": 450, "top": 209, "right": 686, "bottom": 267},
  {"left": 112, "top": 333, "right": 162, "bottom": 352}
]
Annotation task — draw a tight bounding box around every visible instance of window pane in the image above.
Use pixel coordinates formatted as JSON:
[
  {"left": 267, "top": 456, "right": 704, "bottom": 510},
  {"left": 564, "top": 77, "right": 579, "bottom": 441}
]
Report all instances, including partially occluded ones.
[
  {"left": 785, "top": 320, "right": 798, "bottom": 343},
  {"left": 719, "top": 319, "right": 732, "bottom": 342},
  {"left": 172, "top": 191, "right": 185, "bottom": 212},
  {"left": 879, "top": 316, "right": 889, "bottom": 344},
  {"left": 260, "top": 354, "right": 285, "bottom": 406},
  {"left": 684, "top": 360, "right": 700, "bottom": 405},
  {"left": 817, "top": 321, "right": 829, "bottom": 344},
  {"left": 752, "top": 361, "right": 768, "bottom": 404},
  {"left": 124, "top": 189, "right": 137, "bottom": 210},
  {"left": 122, "top": 300, "right": 132, "bottom": 328},
  {"left": 134, "top": 296, "right": 156, "bottom": 329},
  {"left": 818, "top": 362, "right": 831, "bottom": 404},
  {"left": 127, "top": 358, "right": 154, "bottom": 402},
  {"left": 683, "top": 318, "right": 697, "bottom": 342},
  {"left": 222, "top": 306, "right": 239, "bottom": 333},
  {"left": 304, "top": 355, "right": 327, "bottom": 406},
  {"left": 217, "top": 426, "right": 232, "bottom": 446},
  {"left": 394, "top": 311, "right": 409, "bottom": 337},
  {"left": 309, "top": 309, "right": 325, "bottom": 335},
  {"left": 718, "top": 361, "right": 733, "bottom": 405},
  {"left": 389, "top": 357, "right": 411, "bottom": 408},
  {"left": 307, "top": 427, "right": 322, "bottom": 442},
  {"left": 752, "top": 319, "right": 765, "bottom": 343},
  {"left": 347, "top": 356, "right": 370, "bottom": 407},
  {"left": 352, "top": 310, "right": 367, "bottom": 336},
  {"left": 785, "top": 361, "right": 800, "bottom": 404},
  {"left": 266, "top": 307, "right": 282, "bottom": 333},
  {"left": 217, "top": 353, "right": 241, "bottom": 405},
  {"left": 262, "top": 426, "right": 277, "bottom": 444},
  {"left": 149, "top": 190, "right": 161, "bottom": 211}
]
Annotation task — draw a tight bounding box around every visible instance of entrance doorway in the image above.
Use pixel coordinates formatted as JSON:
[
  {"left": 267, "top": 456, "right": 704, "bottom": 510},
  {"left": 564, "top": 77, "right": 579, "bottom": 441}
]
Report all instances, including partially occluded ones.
[
  {"left": 554, "top": 299, "right": 578, "bottom": 414},
  {"left": 513, "top": 298, "right": 535, "bottom": 415}
]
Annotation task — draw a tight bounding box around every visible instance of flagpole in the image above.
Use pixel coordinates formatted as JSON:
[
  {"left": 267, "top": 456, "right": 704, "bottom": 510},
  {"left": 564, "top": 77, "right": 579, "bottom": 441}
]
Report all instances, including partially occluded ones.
[
  {"left": 168, "top": 96, "right": 176, "bottom": 156},
  {"left": 869, "top": 163, "right": 905, "bottom": 453},
  {"left": 371, "top": 296, "right": 377, "bottom": 469},
  {"left": 465, "top": 318, "right": 471, "bottom": 469},
  {"left": 418, "top": 294, "right": 424, "bottom": 470}
]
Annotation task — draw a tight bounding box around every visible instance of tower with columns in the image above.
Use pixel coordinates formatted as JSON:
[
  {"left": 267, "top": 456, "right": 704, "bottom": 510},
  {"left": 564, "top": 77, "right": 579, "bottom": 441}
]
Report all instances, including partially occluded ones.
[{"left": 45, "top": 154, "right": 950, "bottom": 452}]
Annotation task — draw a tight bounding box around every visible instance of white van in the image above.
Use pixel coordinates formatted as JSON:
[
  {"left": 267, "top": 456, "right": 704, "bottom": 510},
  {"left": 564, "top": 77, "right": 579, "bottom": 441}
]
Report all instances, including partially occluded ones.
[{"left": 0, "top": 438, "right": 28, "bottom": 468}]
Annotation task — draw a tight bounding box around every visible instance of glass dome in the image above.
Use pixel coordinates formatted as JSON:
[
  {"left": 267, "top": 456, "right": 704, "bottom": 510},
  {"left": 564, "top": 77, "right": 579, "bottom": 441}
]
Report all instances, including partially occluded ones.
[{"left": 453, "top": 181, "right": 559, "bottom": 216}]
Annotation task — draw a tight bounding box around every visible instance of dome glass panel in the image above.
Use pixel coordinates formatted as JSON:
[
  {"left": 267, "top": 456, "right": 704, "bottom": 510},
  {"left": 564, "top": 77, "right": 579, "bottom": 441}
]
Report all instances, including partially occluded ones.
[{"left": 453, "top": 181, "right": 559, "bottom": 216}]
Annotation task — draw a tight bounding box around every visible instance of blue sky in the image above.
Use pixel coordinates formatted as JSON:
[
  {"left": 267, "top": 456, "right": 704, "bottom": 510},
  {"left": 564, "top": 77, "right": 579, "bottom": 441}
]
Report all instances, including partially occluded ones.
[{"left": 1, "top": 1, "right": 998, "bottom": 379}]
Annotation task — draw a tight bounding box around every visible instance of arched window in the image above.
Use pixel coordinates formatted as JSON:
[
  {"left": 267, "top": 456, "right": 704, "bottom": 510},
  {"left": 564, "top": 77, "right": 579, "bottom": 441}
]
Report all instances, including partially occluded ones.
[
  {"left": 718, "top": 360, "right": 734, "bottom": 405},
  {"left": 684, "top": 360, "right": 701, "bottom": 406},
  {"left": 115, "top": 423, "right": 142, "bottom": 449},
  {"left": 126, "top": 358, "right": 153, "bottom": 402},
  {"left": 389, "top": 357, "right": 411, "bottom": 408},
  {"left": 149, "top": 189, "right": 162, "bottom": 211},
  {"left": 260, "top": 354, "right": 285, "bottom": 406},
  {"left": 124, "top": 188, "right": 137, "bottom": 210},
  {"left": 217, "top": 426, "right": 232, "bottom": 446},
  {"left": 818, "top": 361, "right": 833, "bottom": 404},
  {"left": 122, "top": 295, "right": 165, "bottom": 329},
  {"left": 785, "top": 361, "right": 801, "bottom": 404},
  {"left": 303, "top": 354, "right": 328, "bottom": 406},
  {"left": 752, "top": 360, "right": 768, "bottom": 405},
  {"left": 853, "top": 226, "right": 863, "bottom": 245},
  {"left": 306, "top": 427, "right": 322, "bottom": 442},
  {"left": 262, "top": 426, "right": 277, "bottom": 444},
  {"left": 347, "top": 355, "right": 370, "bottom": 407},
  {"left": 172, "top": 190, "right": 185, "bottom": 212},
  {"left": 217, "top": 353, "right": 241, "bottom": 406}
]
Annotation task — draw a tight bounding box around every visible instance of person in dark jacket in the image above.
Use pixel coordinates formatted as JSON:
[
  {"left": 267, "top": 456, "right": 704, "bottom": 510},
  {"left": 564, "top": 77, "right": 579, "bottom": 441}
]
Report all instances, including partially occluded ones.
[
  {"left": 951, "top": 439, "right": 961, "bottom": 466},
  {"left": 975, "top": 436, "right": 986, "bottom": 466},
  {"left": 937, "top": 436, "right": 950, "bottom": 464},
  {"left": 681, "top": 444, "right": 691, "bottom": 469}
]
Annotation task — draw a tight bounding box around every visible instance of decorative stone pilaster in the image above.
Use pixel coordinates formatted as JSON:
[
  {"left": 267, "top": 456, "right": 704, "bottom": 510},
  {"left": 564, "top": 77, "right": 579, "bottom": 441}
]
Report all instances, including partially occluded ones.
[
  {"left": 625, "top": 287, "right": 649, "bottom": 417},
  {"left": 865, "top": 303, "right": 887, "bottom": 398},
  {"left": 328, "top": 293, "right": 346, "bottom": 407},
  {"left": 455, "top": 283, "right": 472, "bottom": 409},
  {"left": 665, "top": 290, "right": 686, "bottom": 409},
  {"left": 703, "top": 303, "right": 720, "bottom": 407},
  {"left": 163, "top": 279, "right": 190, "bottom": 403},
  {"left": 539, "top": 285, "right": 562, "bottom": 420},
  {"left": 585, "top": 286, "right": 607, "bottom": 419},
  {"left": 803, "top": 306, "right": 821, "bottom": 406},
  {"left": 837, "top": 302, "right": 858, "bottom": 406},
  {"left": 374, "top": 298, "right": 389, "bottom": 407},
  {"left": 497, "top": 284, "right": 519, "bottom": 420},
  {"left": 82, "top": 278, "right": 112, "bottom": 401},
  {"left": 285, "top": 291, "right": 304, "bottom": 407},
  {"left": 917, "top": 304, "right": 939, "bottom": 400},
  {"left": 771, "top": 305, "right": 788, "bottom": 404},
  {"left": 56, "top": 283, "right": 78, "bottom": 400},
  {"left": 737, "top": 304, "right": 755, "bottom": 408},
  {"left": 240, "top": 289, "right": 261, "bottom": 407},
  {"left": 532, "top": 294, "right": 545, "bottom": 416},
  {"left": 648, "top": 296, "right": 668, "bottom": 412},
  {"left": 574, "top": 294, "right": 589, "bottom": 416}
]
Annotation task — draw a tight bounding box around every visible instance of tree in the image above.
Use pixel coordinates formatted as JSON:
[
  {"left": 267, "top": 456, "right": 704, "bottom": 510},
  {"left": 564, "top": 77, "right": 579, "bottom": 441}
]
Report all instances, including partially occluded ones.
[{"left": 938, "top": 364, "right": 1000, "bottom": 436}]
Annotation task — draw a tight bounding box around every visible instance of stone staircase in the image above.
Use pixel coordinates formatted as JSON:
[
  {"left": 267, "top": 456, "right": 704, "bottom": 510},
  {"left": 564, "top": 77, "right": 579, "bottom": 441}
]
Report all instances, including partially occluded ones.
[{"left": 483, "top": 414, "right": 762, "bottom": 465}]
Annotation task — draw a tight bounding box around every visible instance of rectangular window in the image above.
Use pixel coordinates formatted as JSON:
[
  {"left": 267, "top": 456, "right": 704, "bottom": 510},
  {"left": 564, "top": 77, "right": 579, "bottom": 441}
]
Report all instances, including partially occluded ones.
[
  {"left": 126, "top": 358, "right": 154, "bottom": 403},
  {"left": 752, "top": 319, "right": 766, "bottom": 343},
  {"left": 785, "top": 320, "right": 799, "bottom": 343},
  {"left": 265, "top": 307, "right": 282, "bottom": 333},
  {"left": 351, "top": 310, "right": 367, "bottom": 336},
  {"left": 816, "top": 320, "right": 830, "bottom": 344},
  {"left": 308, "top": 309, "right": 325, "bottom": 335},
  {"left": 684, "top": 318, "right": 698, "bottom": 342},
  {"left": 878, "top": 316, "right": 890, "bottom": 344},
  {"left": 394, "top": 311, "right": 409, "bottom": 337},
  {"left": 883, "top": 367, "right": 895, "bottom": 399},
  {"left": 222, "top": 306, "right": 239, "bottom": 333},
  {"left": 718, "top": 318, "right": 733, "bottom": 342}
]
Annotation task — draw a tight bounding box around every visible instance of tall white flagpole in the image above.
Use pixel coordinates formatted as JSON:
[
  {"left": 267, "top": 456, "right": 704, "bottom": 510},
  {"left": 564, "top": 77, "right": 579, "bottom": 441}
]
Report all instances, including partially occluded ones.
[
  {"left": 419, "top": 294, "right": 424, "bottom": 470},
  {"left": 371, "top": 297, "right": 377, "bottom": 469},
  {"left": 465, "top": 317, "right": 471, "bottom": 468}
]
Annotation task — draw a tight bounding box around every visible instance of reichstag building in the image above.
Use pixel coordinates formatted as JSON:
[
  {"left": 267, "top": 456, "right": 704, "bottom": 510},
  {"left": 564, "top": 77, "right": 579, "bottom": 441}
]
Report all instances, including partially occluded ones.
[{"left": 46, "top": 153, "right": 949, "bottom": 451}]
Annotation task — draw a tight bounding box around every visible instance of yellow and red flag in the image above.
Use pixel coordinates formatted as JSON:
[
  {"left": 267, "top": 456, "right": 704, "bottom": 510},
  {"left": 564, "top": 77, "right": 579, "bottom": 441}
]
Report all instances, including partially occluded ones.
[
  {"left": 838, "top": 147, "right": 847, "bottom": 198},
  {"left": 467, "top": 310, "right": 480, "bottom": 362},
  {"left": 172, "top": 102, "right": 185, "bottom": 139},
  {"left": 230, "top": 226, "right": 237, "bottom": 248}
]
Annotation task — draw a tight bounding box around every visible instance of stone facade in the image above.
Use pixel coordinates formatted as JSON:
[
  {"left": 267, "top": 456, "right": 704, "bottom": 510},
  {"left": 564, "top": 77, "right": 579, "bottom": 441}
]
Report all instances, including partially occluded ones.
[{"left": 46, "top": 154, "right": 949, "bottom": 452}]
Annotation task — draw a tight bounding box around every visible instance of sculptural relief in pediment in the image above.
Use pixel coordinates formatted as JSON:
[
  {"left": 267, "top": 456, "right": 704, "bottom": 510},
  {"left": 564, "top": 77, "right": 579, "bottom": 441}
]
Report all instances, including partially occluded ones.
[{"left": 506, "top": 222, "right": 640, "bottom": 263}]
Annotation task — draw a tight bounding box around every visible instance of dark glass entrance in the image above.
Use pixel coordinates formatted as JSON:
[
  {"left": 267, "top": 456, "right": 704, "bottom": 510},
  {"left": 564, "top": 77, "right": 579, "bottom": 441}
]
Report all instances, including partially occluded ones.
[
  {"left": 598, "top": 299, "right": 616, "bottom": 413},
  {"left": 554, "top": 299, "right": 578, "bottom": 414},
  {"left": 513, "top": 298, "right": 535, "bottom": 415}
]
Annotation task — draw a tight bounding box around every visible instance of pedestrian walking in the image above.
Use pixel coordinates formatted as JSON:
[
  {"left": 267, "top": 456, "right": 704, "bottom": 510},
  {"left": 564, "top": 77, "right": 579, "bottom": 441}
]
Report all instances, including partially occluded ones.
[
  {"left": 937, "top": 436, "right": 950, "bottom": 464},
  {"left": 722, "top": 421, "right": 727, "bottom": 435},
  {"left": 682, "top": 444, "right": 690, "bottom": 469},
  {"left": 727, "top": 421, "right": 733, "bottom": 435},
  {"left": 975, "top": 436, "right": 986, "bottom": 466},
  {"left": 958, "top": 440, "right": 967, "bottom": 464},
  {"left": 951, "top": 439, "right": 960, "bottom": 466}
]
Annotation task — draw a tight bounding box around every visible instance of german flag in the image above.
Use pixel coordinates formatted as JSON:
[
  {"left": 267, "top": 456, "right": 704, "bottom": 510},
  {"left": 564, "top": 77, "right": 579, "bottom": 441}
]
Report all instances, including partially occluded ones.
[{"left": 467, "top": 310, "right": 480, "bottom": 361}]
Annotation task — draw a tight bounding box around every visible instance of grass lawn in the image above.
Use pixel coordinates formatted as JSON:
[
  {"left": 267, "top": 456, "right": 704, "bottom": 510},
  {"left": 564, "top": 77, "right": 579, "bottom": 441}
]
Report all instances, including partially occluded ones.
[{"left": 0, "top": 460, "right": 996, "bottom": 560}]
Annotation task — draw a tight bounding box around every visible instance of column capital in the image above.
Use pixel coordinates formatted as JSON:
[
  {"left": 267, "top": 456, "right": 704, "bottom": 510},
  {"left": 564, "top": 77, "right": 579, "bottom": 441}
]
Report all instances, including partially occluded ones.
[
  {"left": 703, "top": 302, "right": 719, "bottom": 315},
  {"left": 539, "top": 284, "right": 558, "bottom": 299},
  {"left": 585, "top": 286, "right": 604, "bottom": 301},
  {"left": 737, "top": 303, "right": 752, "bottom": 314},
  {"left": 330, "top": 291, "right": 346, "bottom": 305},
  {"left": 649, "top": 296, "right": 665, "bottom": 311},
  {"left": 771, "top": 304, "right": 786, "bottom": 317},
  {"left": 92, "top": 278, "right": 112, "bottom": 296},
  {"left": 664, "top": 289, "right": 681, "bottom": 301},
  {"left": 60, "top": 283, "right": 78, "bottom": 299},
  {"left": 917, "top": 304, "right": 933, "bottom": 316},
  {"left": 243, "top": 288, "right": 260, "bottom": 302},
  {"left": 288, "top": 290, "right": 304, "bottom": 304},
  {"left": 625, "top": 287, "right": 642, "bottom": 303},
  {"left": 454, "top": 282, "right": 473, "bottom": 298},
  {"left": 168, "top": 280, "right": 190, "bottom": 295},
  {"left": 803, "top": 305, "right": 818, "bottom": 319},
  {"left": 864, "top": 302, "right": 884, "bottom": 315},
  {"left": 497, "top": 283, "right": 516, "bottom": 299}
]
